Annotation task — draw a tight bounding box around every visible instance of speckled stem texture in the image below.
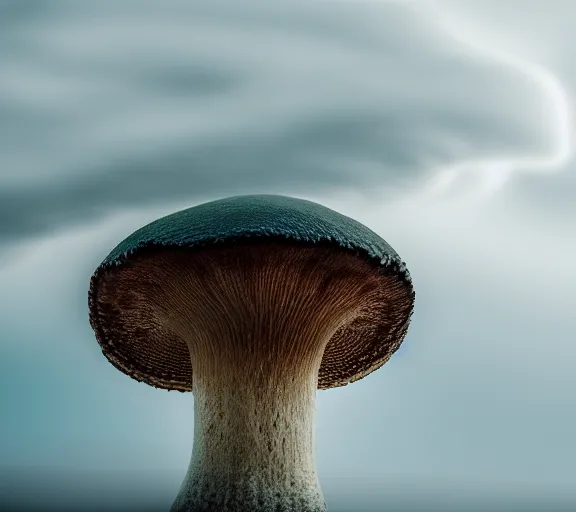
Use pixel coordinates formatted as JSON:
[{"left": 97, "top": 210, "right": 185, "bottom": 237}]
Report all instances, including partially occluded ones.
[{"left": 170, "top": 368, "right": 325, "bottom": 512}]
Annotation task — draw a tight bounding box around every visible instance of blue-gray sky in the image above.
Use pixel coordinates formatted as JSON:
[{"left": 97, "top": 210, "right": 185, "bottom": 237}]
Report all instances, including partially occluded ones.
[{"left": 1, "top": 1, "right": 575, "bottom": 511}]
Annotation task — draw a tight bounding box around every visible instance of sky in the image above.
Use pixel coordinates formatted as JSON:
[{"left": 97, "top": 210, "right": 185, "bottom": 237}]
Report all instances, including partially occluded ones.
[{"left": 0, "top": 1, "right": 575, "bottom": 511}]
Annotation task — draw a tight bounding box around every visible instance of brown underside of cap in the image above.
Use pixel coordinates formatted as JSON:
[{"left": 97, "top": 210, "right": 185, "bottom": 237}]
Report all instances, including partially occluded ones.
[{"left": 89, "top": 241, "right": 414, "bottom": 391}]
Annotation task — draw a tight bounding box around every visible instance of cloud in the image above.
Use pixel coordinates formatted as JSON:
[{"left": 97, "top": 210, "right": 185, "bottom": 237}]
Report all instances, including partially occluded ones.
[{"left": 0, "top": 0, "right": 555, "bottom": 251}]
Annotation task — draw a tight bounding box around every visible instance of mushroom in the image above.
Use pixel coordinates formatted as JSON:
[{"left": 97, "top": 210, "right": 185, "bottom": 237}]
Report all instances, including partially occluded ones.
[{"left": 88, "top": 194, "right": 414, "bottom": 512}]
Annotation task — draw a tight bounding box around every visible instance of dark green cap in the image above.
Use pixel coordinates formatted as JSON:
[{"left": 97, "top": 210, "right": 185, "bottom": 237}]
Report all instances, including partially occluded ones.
[{"left": 89, "top": 194, "right": 414, "bottom": 391}]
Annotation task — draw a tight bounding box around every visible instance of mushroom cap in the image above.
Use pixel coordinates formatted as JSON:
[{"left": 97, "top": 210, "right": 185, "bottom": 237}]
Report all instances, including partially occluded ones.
[{"left": 89, "top": 194, "right": 414, "bottom": 391}]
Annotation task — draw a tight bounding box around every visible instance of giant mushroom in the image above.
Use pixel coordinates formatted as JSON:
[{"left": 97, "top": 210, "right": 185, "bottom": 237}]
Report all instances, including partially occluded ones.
[{"left": 88, "top": 194, "right": 415, "bottom": 512}]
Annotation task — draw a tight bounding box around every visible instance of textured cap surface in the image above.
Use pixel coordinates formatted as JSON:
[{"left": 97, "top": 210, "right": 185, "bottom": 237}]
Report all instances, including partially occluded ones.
[{"left": 89, "top": 194, "right": 415, "bottom": 391}]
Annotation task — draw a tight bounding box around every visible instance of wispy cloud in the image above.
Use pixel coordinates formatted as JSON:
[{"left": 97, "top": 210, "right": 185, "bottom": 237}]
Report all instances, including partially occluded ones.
[{"left": 415, "top": 2, "right": 574, "bottom": 204}]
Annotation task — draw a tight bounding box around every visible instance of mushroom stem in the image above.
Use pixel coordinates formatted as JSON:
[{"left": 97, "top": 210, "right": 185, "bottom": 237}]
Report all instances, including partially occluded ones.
[
  {"left": 165, "top": 245, "right": 339, "bottom": 511},
  {"left": 171, "top": 354, "right": 325, "bottom": 512}
]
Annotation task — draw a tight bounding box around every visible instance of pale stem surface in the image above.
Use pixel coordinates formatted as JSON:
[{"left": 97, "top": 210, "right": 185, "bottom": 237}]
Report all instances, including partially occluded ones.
[{"left": 170, "top": 348, "right": 326, "bottom": 512}]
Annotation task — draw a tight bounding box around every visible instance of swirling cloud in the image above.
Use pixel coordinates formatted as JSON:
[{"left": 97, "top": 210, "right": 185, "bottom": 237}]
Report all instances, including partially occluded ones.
[
  {"left": 417, "top": 1, "right": 574, "bottom": 204},
  {"left": 0, "top": 0, "right": 557, "bottom": 249}
]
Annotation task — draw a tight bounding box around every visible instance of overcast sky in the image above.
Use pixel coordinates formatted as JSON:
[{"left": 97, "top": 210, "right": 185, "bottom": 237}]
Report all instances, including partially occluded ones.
[{"left": 1, "top": 1, "right": 575, "bottom": 511}]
